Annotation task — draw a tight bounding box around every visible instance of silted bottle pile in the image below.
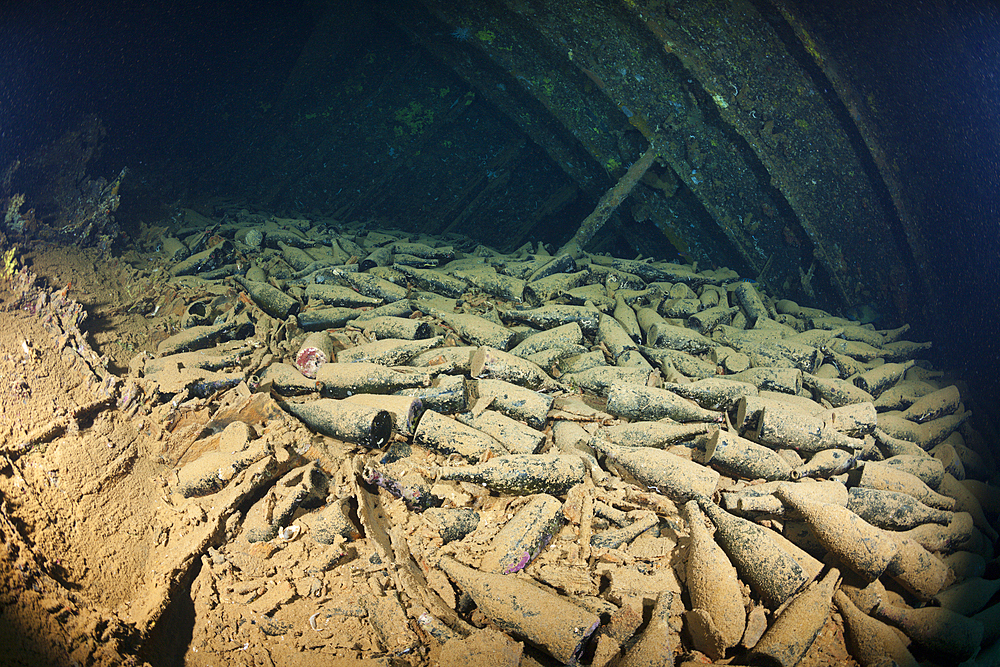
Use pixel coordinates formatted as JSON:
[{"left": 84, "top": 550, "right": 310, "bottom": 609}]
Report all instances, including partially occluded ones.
[{"left": 146, "top": 214, "right": 999, "bottom": 666}]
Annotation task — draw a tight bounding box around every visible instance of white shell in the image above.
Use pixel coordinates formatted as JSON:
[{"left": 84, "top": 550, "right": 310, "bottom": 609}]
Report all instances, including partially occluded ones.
[{"left": 277, "top": 525, "right": 300, "bottom": 541}]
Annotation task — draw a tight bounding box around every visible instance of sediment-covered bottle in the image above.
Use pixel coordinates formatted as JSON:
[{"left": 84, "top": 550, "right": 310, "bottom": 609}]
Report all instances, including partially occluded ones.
[
  {"left": 337, "top": 336, "right": 442, "bottom": 366},
  {"left": 899, "top": 510, "right": 976, "bottom": 554},
  {"left": 464, "top": 378, "right": 553, "bottom": 430},
  {"left": 234, "top": 274, "right": 299, "bottom": 319},
  {"left": 847, "top": 486, "right": 953, "bottom": 530},
  {"left": 683, "top": 500, "right": 745, "bottom": 659},
  {"left": 854, "top": 460, "right": 955, "bottom": 510},
  {"left": 602, "top": 420, "right": 712, "bottom": 450},
  {"left": 591, "top": 439, "right": 720, "bottom": 500},
  {"left": 315, "top": 362, "right": 431, "bottom": 398},
  {"left": 696, "top": 497, "right": 809, "bottom": 608},
  {"left": 437, "top": 453, "right": 586, "bottom": 496},
  {"left": 883, "top": 533, "right": 955, "bottom": 600},
  {"left": 438, "top": 556, "right": 600, "bottom": 664},
  {"left": 873, "top": 599, "right": 983, "bottom": 662},
  {"left": 790, "top": 448, "right": 855, "bottom": 480},
  {"left": 279, "top": 398, "right": 393, "bottom": 449},
  {"left": 470, "top": 345, "right": 559, "bottom": 391},
  {"left": 853, "top": 360, "right": 916, "bottom": 397},
  {"left": 834, "top": 590, "right": 919, "bottom": 667},
  {"left": 481, "top": 494, "right": 564, "bottom": 574},
  {"left": 933, "top": 576, "right": 1000, "bottom": 616},
  {"left": 750, "top": 568, "right": 840, "bottom": 667},
  {"left": 606, "top": 382, "right": 723, "bottom": 423},
  {"left": 881, "top": 454, "right": 945, "bottom": 489},
  {"left": 413, "top": 409, "right": 505, "bottom": 462},
  {"left": 901, "top": 384, "right": 961, "bottom": 423},
  {"left": 611, "top": 590, "right": 673, "bottom": 667},
  {"left": 776, "top": 483, "right": 898, "bottom": 582},
  {"left": 342, "top": 394, "right": 424, "bottom": 437},
  {"left": 755, "top": 404, "right": 865, "bottom": 454},
  {"left": 937, "top": 472, "right": 999, "bottom": 542},
  {"left": 703, "top": 428, "right": 792, "bottom": 481}
]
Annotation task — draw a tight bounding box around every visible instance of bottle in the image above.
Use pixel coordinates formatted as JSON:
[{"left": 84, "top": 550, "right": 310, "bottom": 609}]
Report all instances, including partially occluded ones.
[
  {"left": 683, "top": 500, "right": 745, "bottom": 658},
  {"left": 703, "top": 428, "right": 792, "bottom": 481},
  {"left": 414, "top": 409, "right": 506, "bottom": 463},
  {"left": 847, "top": 487, "right": 952, "bottom": 530},
  {"left": 612, "top": 590, "right": 673, "bottom": 667},
  {"left": 591, "top": 439, "right": 720, "bottom": 500},
  {"left": 438, "top": 556, "right": 600, "bottom": 664},
  {"left": 470, "top": 345, "right": 559, "bottom": 391},
  {"left": 481, "top": 494, "right": 565, "bottom": 574},
  {"left": 465, "top": 378, "right": 553, "bottom": 430},
  {"left": 437, "top": 454, "right": 586, "bottom": 496},
  {"left": 776, "top": 483, "right": 898, "bottom": 582},
  {"left": 938, "top": 473, "right": 999, "bottom": 542},
  {"left": 750, "top": 568, "right": 840, "bottom": 667},
  {"left": 279, "top": 398, "right": 392, "bottom": 449},
  {"left": 362, "top": 463, "right": 439, "bottom": 512},
  {"left": 315, "top": 362, "right": 431, "bottom": 398},
  {"left": 336, "top": 336, "right": 442, "bottom": 366},
  {"left": 853, "top": 360, "right": 915, "bottom": 397},
  {"left": 756, "top": 404, "right": 864, "bottom": 453},
  {"left": 802, "top": 372, "right": 874, "bottom": 408},
  {"left": 834, "top": 590, "right": 918, "bottom": 667},
  {"left": 881, "top": 454, "right": 945, "bottom": 490},
  {"left": 790, "top": 448, "right": 855, "bottom": 480},
  {"left": 234, "top": 274, "right": 299, "bottom": 319},
  {"left": 257, "top": 361, "right": 321, "bottom": 396},
  {"left": 900, "top": 511, "right": 976, "bottom": 554},
  {"left": 854, "top": 460, "right": 955, "bottom": 511},
  {"left": 873, "top": 599, "right": 984, "bottom": 662},
  {"left": 591, "top": 512, "right": 659, "bottom": 550},
  {"left": 901, "top": 384, "right": 961, "bottom": 423},
  {"left": 696, "top": 497, "right": 809, "bottom": 609},
  {"left": 606, "top": 382, "right": 723, "bottom": 423},
  {"left": 933, "top": 577, "right": 1000, "bottom": 617},
  {"left": 344, "top": 394, "right": 424, "bottom": 437},
  {"left": 884, "top": 533, "right": 955, "bottom": 601}
]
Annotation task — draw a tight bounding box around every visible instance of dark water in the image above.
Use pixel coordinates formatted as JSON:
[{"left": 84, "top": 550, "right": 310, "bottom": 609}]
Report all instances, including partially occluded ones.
[
  {"left": 1, "top": 0, "right": 998, "bottom": 398},
  {"left": 791, "top": 0, "right": 1000, "bottom": 405}
]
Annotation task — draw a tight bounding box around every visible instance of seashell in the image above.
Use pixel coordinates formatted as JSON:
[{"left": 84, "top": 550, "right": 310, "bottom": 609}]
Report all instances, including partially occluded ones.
[{"left": 277, "top": 525, "right": 300, "bottom": 541}]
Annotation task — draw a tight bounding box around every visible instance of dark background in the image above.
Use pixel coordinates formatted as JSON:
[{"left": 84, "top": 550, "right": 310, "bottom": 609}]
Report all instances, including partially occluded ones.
[{"left": 1, "top": 0, "right": 998, "bottom": 402}]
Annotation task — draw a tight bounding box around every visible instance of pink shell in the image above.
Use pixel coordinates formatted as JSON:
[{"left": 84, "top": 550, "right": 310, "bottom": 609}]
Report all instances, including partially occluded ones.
[{"left": 295, "top": 347, "right": 328, "bottom": 378}]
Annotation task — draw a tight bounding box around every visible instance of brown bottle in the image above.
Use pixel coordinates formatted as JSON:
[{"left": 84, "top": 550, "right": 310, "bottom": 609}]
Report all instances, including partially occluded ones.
[
  {"left": 696, "top": 497, "right": 809, "bottom": 608},
  {"left": 834, "top": 590, "right": 918, "bottom": 667},
  {"left": 750, "top": 568, "right": 840, "bottom": 667},
  {"left": 683, "top": 500, "right": 745, "bottom": 658},
  {"left": 847, "top": 486, "right": 952, "bottom": 530},
  {"left": 592, "top": 439, "right": 720, "bottom": 500},
  {"left": 438, "top": 556, "right": 600, "bottom": 664},
  {"left": 873, "top": 599, "right": 983, "bottom": 662},
  {"left": 776, "top": 483, "right": 898, "bottom": 582}
]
